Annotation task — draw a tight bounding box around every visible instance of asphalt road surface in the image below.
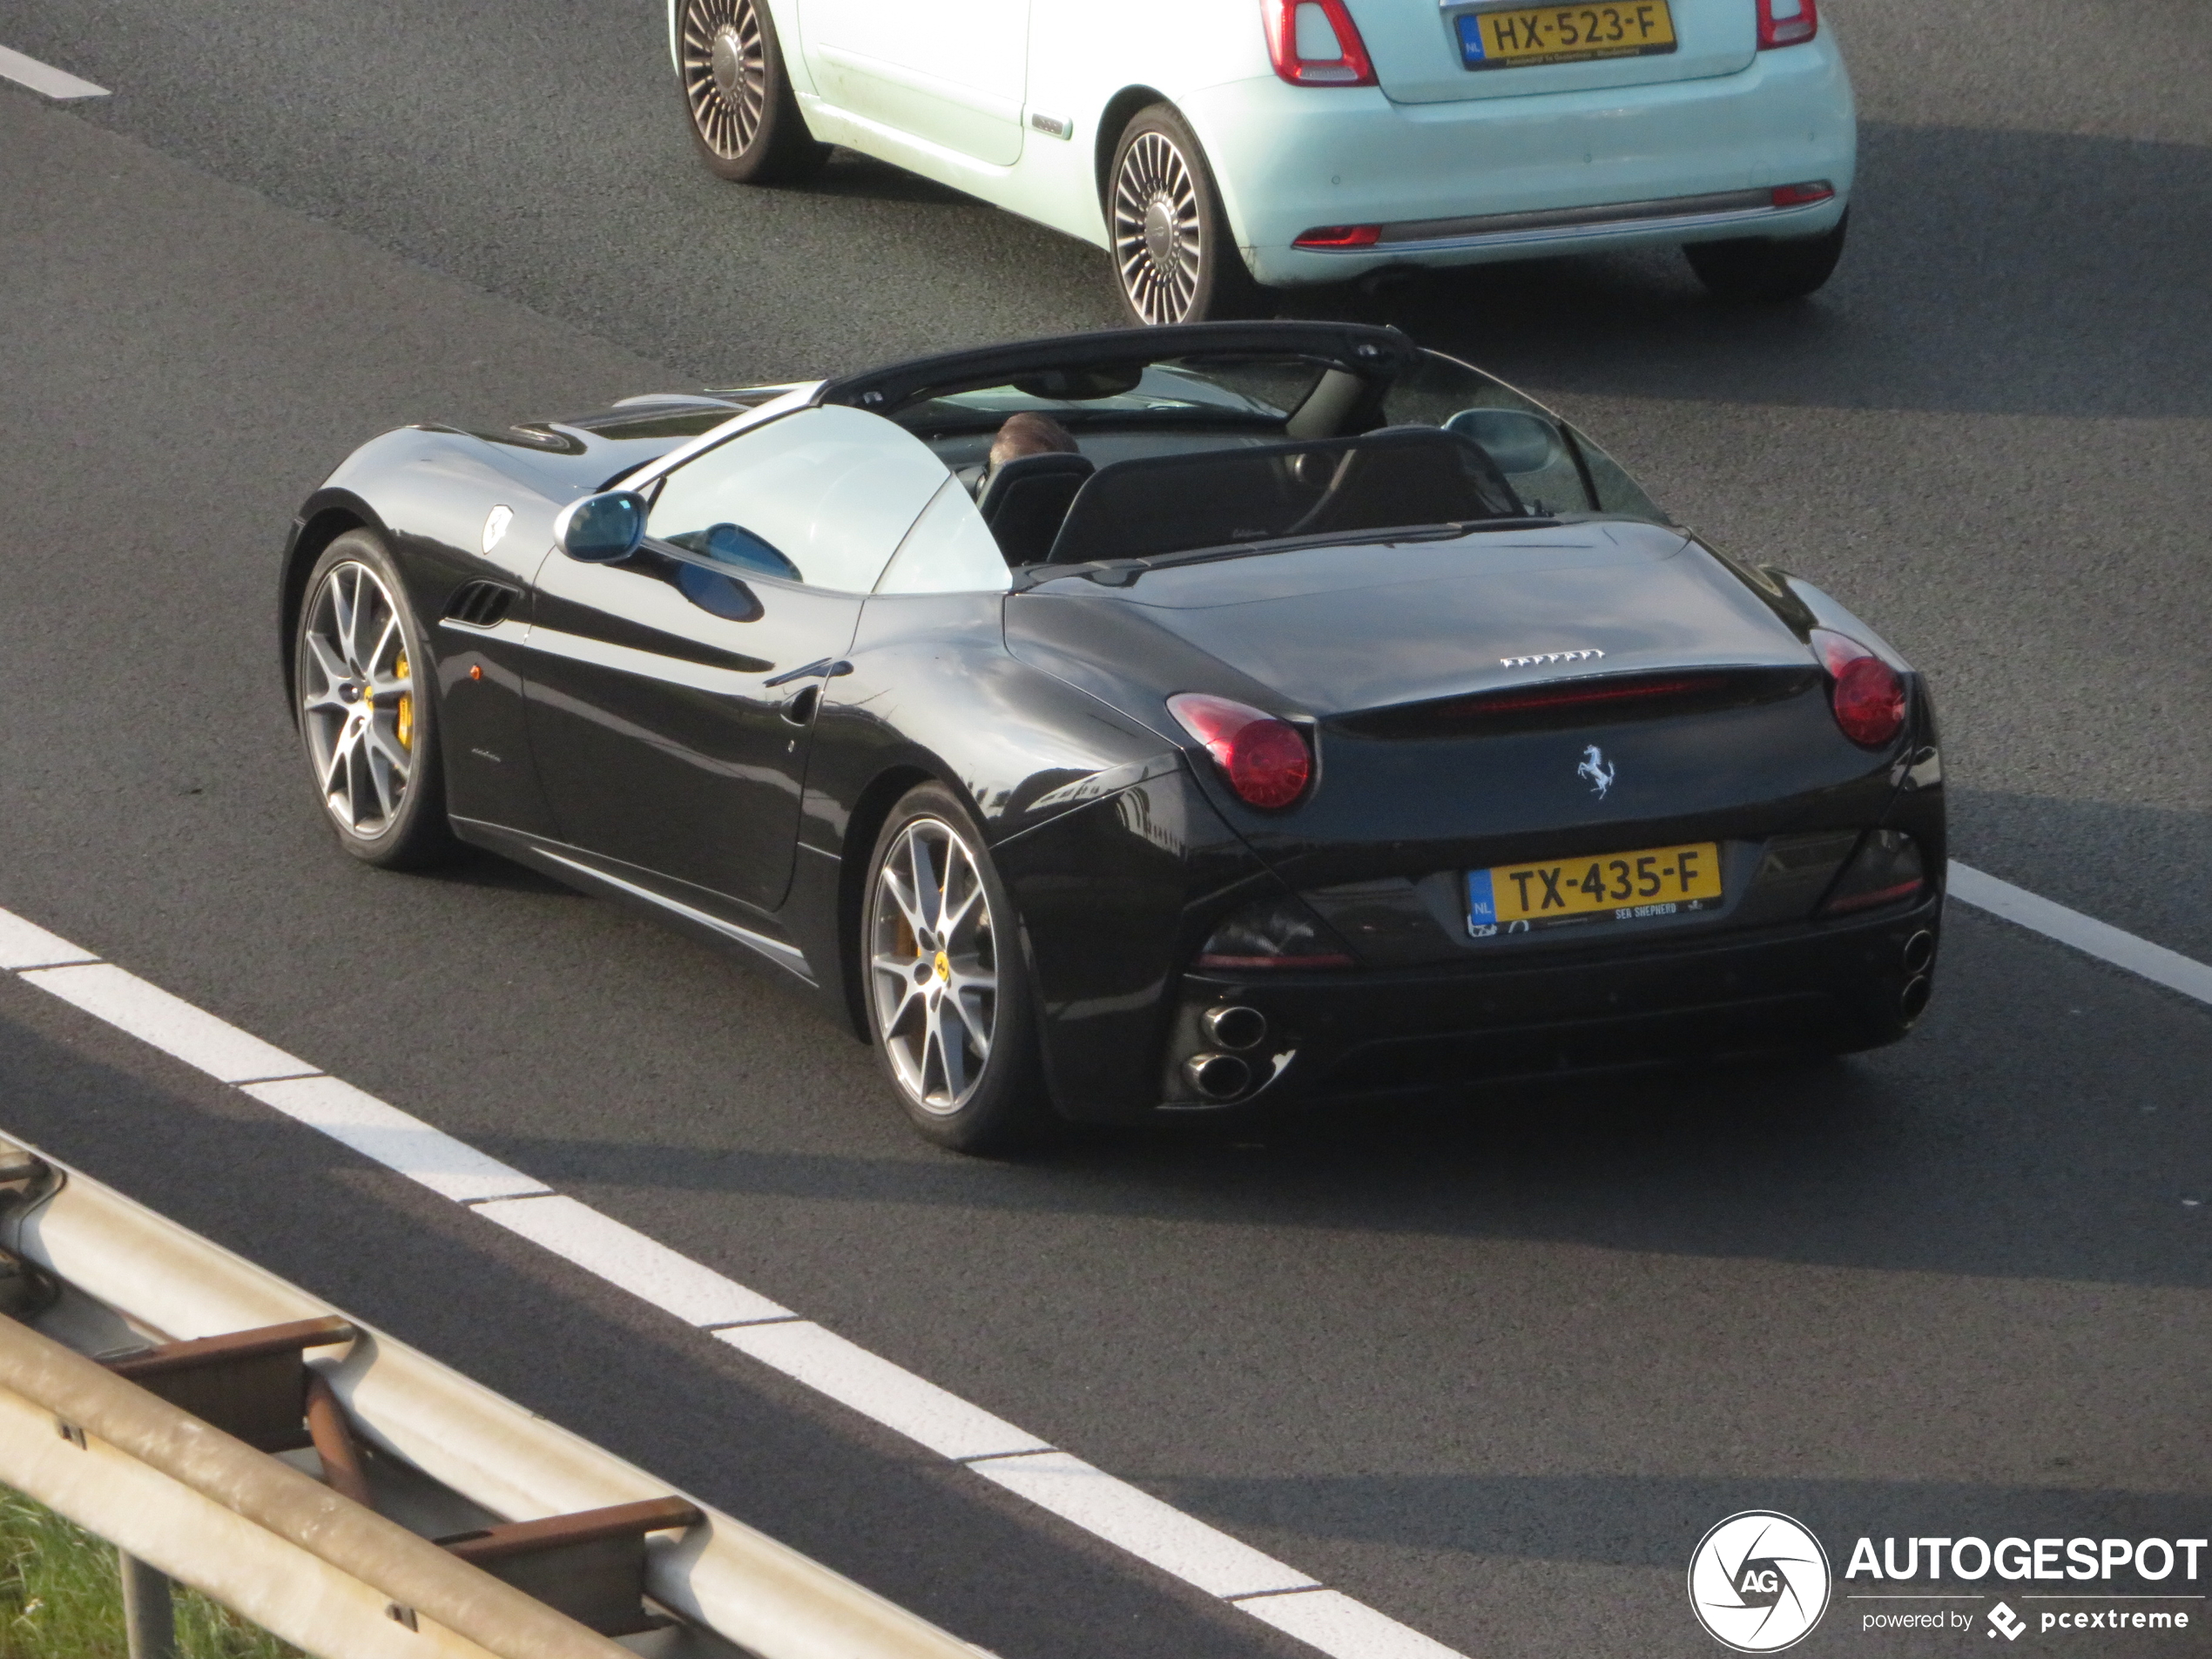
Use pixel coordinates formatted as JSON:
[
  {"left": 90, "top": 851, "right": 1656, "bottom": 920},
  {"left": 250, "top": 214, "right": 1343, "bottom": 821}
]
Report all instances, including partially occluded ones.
[{"left": 2, "top": 1, "right": 2209, "bottom": 1655}]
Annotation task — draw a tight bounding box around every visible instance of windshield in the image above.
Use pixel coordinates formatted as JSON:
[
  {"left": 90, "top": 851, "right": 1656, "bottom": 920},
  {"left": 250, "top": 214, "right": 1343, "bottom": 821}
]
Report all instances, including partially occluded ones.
[{"left": 895, "top": 356, "right": 1336, "bottom": 435}]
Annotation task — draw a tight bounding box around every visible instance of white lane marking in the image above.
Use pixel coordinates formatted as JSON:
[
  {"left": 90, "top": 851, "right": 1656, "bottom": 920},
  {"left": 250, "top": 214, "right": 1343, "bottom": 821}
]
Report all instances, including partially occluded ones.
[
  {"left": 970, "top": 1451, "right": 1318, "bottom": 1599},
  {"left": 471, "top": 1194, "right": 795, "bottom": 1327},
  {"left": 716, "top": 1322, "right": 1051, "bottom": 1461},
  {"left": 0, "top": 913, "right": 98, "bottom": 971},
  {"left": 0, "top": 44, "right": 110, "bottom": 99},
  {"left": 1237, "top": 1590, "right": 1471, "bottom": 1659},
  {"left": 1948, "top": 861, "right": 2212, "bottom": 1008},
  {"left": 19, "top": 963, "right": 314, "bottom": 1084},
  {"left": 0, "top": 905, "right": 1439, "bottom": 1659},
  {"left": 241, "top": 1076, "right": 551, "bottom": 1204}
]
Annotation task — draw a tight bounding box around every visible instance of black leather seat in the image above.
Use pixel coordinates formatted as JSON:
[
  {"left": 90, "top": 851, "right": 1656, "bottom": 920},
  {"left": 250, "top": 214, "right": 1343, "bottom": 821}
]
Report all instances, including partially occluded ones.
[
  {"left": 1044, "top": 428, "right": 1521, "bottom": 564},
  {"left": 975, "top": 451, "right": 1095, "bottom": 565}
]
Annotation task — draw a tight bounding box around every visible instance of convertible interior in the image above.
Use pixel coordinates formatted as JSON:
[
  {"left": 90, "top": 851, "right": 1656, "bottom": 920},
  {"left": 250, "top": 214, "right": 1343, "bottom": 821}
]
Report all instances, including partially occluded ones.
[{"left": 819, "top": 327, "right": 1598, "bottom": 570}]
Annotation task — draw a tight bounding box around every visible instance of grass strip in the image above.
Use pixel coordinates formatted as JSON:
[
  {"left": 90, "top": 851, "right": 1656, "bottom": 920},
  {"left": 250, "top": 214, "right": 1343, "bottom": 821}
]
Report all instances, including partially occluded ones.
[{"left": 0, "top": 1484, "right": 301, "bottom": 1658}]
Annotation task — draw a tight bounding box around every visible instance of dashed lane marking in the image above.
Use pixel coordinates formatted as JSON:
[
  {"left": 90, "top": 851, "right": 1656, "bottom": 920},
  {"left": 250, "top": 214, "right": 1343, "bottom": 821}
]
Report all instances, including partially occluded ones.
[
  {"left": 0, "top": 907, "right": 1469, "bottom": 1659},
  {"left": 3, "top": 861, "right": 2205, "bottom": 1658},
  {"left": 1947, "top": 862, "right": 2212, "bottom": 1008},
  {"left": 0, "top": 44, "right": 109, "bottom": 100}
]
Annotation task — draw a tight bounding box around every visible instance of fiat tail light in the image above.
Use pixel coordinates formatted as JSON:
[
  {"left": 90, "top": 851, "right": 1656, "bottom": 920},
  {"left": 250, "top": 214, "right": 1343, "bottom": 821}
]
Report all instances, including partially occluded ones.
[
  {"left": 1757, "top": 0, "right": 1818, "bottom": 47},
  {"left": 1262, "top": 0, "right": 1378, "bottom": 85},
  {"left": 1811, "top": 630, "right": 1907, "bottom": 748},
  {"left": 1169, "top": 692, "right": 1313, "bottom": 809}
]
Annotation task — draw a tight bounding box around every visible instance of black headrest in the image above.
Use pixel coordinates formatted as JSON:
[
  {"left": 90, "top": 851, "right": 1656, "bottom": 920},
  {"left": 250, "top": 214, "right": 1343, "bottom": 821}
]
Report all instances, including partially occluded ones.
[
  {"left": 975, "top": 451, "right": 1095, "bottom": 565},
  {"left": 975, "top": 450, "right": 1094, "bottom": 518}
]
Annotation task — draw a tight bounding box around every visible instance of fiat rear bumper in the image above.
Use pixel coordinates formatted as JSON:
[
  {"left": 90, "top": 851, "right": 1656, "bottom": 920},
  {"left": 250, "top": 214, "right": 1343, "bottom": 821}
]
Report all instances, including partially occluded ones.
[{"left": 1181, "top": 35, "right": 1854, "bottom": 287}]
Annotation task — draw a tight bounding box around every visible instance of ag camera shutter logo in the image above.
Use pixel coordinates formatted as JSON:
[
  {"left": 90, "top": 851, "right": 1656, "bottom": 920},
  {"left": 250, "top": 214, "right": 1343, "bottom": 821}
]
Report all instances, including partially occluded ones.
[{"left": 1688, "top": 1511, "right": 1832, "bottom": 1652}]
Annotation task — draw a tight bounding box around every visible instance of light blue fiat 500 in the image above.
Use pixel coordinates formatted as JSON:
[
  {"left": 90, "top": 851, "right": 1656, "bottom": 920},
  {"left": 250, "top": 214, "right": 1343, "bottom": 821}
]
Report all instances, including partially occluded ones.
[{"left": 671, "top": 0, "right": 1851, "bottom": 323}]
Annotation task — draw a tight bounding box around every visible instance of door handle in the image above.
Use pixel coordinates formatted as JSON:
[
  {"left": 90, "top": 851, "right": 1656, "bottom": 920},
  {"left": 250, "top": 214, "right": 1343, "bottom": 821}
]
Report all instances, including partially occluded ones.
[{"left": 762, "top": 657, "right": 853, "bottom": 688}]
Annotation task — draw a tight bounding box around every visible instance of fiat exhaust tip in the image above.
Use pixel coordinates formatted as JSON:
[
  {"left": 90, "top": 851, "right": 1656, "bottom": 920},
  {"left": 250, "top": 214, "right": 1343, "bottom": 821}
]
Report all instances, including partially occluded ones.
[{"left": 1186, "top": 1053, "right": 1252, "bottom": 1101}]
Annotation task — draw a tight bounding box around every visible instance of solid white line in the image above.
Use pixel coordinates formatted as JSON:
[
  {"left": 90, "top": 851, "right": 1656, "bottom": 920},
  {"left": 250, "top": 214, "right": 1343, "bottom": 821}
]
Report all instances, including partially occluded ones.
[
  {"left": 1236, "top": 1589, "right": 1471, "bottom": 1659},
  {"left": 18, "top": 963, "right": 315, "bottom": 1084},
  {"left": 969, "top": 1451, "right": 1318, "bottom": 1599},
  {"left": 0, "top": 913, "right": 98, "bottom": 971},
  {"left": 240, "top": 1076, "right": 552, "bottom": 1204},
  {"left": 0, "top": 44, "right": 109, "bottom": 99},
  {"left": 469, "top": 1194, "right": 794, "bottom": 1327},
  {"left": 1948, "top": 861, "right": 2212, "bottom": 1008},
  {"left": 716, "top": 1322, "right": 1052, "bottom": 1462}
]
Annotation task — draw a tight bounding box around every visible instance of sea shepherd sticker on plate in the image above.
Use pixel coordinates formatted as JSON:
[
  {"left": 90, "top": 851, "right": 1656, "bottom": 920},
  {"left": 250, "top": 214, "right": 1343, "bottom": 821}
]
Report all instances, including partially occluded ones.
[
  {"left": 1457, "top": 1, "right": 1679, "bottom": 70},
  {"left": 1468, "top": 840, "right": 1720, "bottom": 937}
]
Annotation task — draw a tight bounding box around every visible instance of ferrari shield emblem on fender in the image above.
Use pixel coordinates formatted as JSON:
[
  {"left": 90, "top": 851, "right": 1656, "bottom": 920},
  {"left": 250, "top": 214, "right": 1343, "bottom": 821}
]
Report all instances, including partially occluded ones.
[{"left": 1577, "top": 745, "right": 1616, "bottom": 798}]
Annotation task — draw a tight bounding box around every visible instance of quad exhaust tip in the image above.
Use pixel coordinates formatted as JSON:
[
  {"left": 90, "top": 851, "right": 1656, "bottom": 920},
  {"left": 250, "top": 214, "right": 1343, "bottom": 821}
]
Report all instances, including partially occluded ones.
[
  {"left": 1187, "top": 1053, "right": 1252, "bottom": 1101},
  {"left": 1899, "top": 975, "right": 1932, "bottom": 1021},
  {"left": 1203, "top": 1005, "right": 1267, "bottom": 1051},
  {"left": 1902, "top": 929, "right": 1936, "bottom": 974}
]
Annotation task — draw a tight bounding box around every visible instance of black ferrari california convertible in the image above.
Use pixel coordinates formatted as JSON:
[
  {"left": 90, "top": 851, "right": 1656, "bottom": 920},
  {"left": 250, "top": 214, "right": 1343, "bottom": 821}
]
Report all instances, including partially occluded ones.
[{"left": 280, "top": 322, "right": 1943, "bottom": 1149}]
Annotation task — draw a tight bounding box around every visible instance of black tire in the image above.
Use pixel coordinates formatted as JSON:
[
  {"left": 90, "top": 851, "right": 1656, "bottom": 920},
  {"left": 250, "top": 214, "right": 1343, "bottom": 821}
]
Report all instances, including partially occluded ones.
[
  {"left": 293, "top": 530, "right": 458, "bottom": 870},
  {"left": 1107, "top": 104, "right": 1271, "bottom": 327},
  {"left": 1684, "top": 211, "right": 1849, "bottom": 302},
  {"left": 860, "top": 783, "right": 1050, "bottom": 1152},
  {"left": 678, "top": 0, "right": 827, "bottom": 185}
]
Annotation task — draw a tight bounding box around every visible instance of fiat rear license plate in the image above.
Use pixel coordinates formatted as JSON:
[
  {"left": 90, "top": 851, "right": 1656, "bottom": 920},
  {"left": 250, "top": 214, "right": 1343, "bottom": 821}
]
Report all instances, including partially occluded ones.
[
  {"left": 1457, "top": 1, "right": 1678, "bottom": 70},
  {"left": 1467, "top": 840, "right": 1720, "bottom": 937}
]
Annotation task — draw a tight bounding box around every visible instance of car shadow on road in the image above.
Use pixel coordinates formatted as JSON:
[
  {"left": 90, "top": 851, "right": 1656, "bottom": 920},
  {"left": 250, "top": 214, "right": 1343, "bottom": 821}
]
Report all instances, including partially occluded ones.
[
  {"left": 438, "top": 899, "right": 2212, "bottom": 1292},
  {"left": 1264, "top": 122, "right": 2212, "bottom": 422}
]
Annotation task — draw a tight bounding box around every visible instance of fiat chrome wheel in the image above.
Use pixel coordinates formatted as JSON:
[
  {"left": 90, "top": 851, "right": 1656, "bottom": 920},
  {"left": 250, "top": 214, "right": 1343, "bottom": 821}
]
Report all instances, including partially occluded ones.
[
  {"left": 1113, "top": 130, "right": 1203, "bottom": 327},
  {"left": 868, "top": 816, "right": 1000, "bottom": 1114},
  {"left": 300, "top": 560, "right": 417, "bottom": 837},
  {"left": 681, "top": 0, "right": 767, "bottom": 162}
]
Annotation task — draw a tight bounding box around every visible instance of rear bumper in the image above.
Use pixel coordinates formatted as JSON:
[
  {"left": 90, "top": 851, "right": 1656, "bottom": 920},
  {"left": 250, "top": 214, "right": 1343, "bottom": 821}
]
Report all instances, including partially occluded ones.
[
  {"left": 1153, "top": 890, "right": 1939, "bottom": 1113},
  {"left": 1180, "top": 36, "right": 1855, "bottom": 287}
]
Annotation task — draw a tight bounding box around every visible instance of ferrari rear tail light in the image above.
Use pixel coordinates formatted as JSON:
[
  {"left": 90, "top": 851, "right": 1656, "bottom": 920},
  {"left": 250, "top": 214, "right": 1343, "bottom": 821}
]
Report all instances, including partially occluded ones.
[
  {"left": 1811, "top": 629, "right": 1907, "bottom": 748},
  {"left": 1197, "top": 893, "right": 1356, "bottom": 970},
  {"left": 1770, "top": 180, "right": 1835, "bottom": 208},
  {"left": 1821, "top": 829, "right": 1925, "bottom": 915},
  {"left": 1757, "top": 0, "right": 1818, "bottom": 48},
  {"left": 1261, "top": 0, "right": 1378, "bottom": 86},
  {"left": 1169, "top": 692, "right": 1313, "bottom": 809},
  {"left": 1294, "top": 225, "right": 1383, "bottom": 249}
]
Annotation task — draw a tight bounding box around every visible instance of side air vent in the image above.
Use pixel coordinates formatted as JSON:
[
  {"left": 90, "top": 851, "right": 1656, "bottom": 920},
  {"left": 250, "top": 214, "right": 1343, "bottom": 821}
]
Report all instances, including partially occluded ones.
[
  {"left": 443, "top": 580, "right": 519, "bottom": 630},
  {"left": 1336, "top": 668, "right": 1818, "bottom": 740}
]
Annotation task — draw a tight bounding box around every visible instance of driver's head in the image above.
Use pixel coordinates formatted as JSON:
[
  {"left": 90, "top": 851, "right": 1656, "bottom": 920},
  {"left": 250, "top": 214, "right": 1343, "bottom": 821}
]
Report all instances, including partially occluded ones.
[{"left": 988, "top": 412, "right": 1080, "bottom": 470}]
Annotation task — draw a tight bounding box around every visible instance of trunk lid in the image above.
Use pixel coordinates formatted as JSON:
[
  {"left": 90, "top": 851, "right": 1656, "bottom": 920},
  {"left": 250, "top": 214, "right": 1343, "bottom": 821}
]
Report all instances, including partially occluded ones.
[
  {"left": 1342, "top": 0, "right": 1757, "bottom": 105},
  {"left": 1008, "top": 522, "right": 1891, "bottom": 876}
]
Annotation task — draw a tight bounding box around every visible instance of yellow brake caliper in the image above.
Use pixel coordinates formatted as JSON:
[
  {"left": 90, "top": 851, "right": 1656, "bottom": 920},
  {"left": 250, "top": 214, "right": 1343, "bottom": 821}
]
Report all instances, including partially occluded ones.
[{"left": 394, "top": 650, "right": 414, "bottom": 751}]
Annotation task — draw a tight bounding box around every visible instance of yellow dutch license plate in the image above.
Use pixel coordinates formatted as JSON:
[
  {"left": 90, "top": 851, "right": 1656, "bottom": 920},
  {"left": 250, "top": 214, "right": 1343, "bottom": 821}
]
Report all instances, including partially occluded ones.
[
  {"left": 1468, "top": 840, "right": 1721, "bottom": 934},
  {"left": 1457, "top": 0, "right": 1678, "bottom": 70}
]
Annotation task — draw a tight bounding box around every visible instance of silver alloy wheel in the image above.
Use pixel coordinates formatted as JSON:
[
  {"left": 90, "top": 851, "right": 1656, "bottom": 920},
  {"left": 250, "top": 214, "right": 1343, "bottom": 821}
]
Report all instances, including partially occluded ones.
[
  {"left": 869, "top": 816, "right": 999, "bottom": 1115},
  {"left": 682, "top": 0, "right": 768, "bottom": 159},
  {"left": 1112, "top": 130, "right": 1203, "bottom": 326},
  {"left": 300, "top": 561, "right": 417, "bottom": 838}
]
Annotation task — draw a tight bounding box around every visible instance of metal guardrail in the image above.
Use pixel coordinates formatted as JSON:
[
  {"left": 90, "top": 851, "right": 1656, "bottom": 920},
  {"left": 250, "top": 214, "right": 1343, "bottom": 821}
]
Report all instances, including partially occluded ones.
[
  {"left": 0, "top": 1308, "right": 628, "bottom": 1659},
  {"left": 0, "top": 1135, "right": 989, "bottom": 1659}
]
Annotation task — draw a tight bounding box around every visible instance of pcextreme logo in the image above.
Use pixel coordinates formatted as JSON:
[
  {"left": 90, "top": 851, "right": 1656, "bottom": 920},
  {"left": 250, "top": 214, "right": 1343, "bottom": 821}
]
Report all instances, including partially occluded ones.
[{"left": 1689, "top": 1511, "right": 1833, "bottom": 1652}]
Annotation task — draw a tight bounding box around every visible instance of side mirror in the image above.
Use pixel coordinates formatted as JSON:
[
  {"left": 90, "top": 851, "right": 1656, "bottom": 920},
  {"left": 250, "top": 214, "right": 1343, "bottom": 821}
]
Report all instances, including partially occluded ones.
[
  {"left": 553, "top": 490, "right": 647, "bottom": 563},
  {"left": 1444, "top": 408, "right": 1563, "bottom": 475}
]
